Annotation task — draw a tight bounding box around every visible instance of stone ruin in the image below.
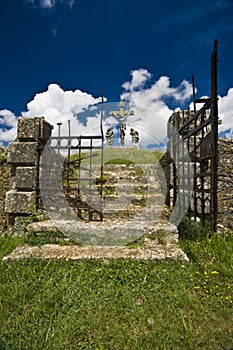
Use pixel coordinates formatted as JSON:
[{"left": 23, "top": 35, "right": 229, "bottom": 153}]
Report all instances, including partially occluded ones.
[
  {"left": 1, "top": 117, "right": 53, "bottom": 233},
  {"left": 0, "top": 115, "right": 233, "bottom": 237},
  {"left": 218, "top": 138, "right": 233, "bottom": 228}
]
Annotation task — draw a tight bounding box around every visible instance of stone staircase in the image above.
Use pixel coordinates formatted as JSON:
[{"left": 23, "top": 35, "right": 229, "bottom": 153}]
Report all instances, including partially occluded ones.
[
  {"left": 100, "top": 163, "right": 166, "bottom": 221},
  {"left": 12, "top": 154, "right": 188, "bottom": 261},
  {"left": 11, "top": 158, "right": 189, "bottom": 261},
  {"left": 35, "top": 161, "right": 183, "bottom": 250}
]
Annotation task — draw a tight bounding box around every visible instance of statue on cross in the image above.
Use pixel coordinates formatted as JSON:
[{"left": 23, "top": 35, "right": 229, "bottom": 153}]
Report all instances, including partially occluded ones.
[
  {"left": 110, "top": 101, "right": 134, "bottom": 146},
  {"left": 105, "top": 128, "right": 114, "bottom": 147}
]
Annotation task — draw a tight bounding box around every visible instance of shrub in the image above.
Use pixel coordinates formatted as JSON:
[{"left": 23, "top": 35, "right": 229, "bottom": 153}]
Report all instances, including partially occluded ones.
[
  {"left": 0, "top": 155, "right": 7, "bottom": 164},
  {"left": 178, "top": 216, "right": 212, "bottom": 240},
  {"left": 105, "top": 158, "right": 135, "bottom": 165}
]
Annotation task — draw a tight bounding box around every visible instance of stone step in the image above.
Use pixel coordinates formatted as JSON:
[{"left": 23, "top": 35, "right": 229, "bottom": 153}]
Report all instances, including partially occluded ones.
[
  {"left": 93, "top": 164, "right": 160, "bottom": 179},
  {"left": 39, "top": 192, "right": 168, "bottom": 222},
  {"left": 102, "top": 194, "right": 164, "bottom": 207},
  {"left": 2, "top": 242, "right": 189, "bottom": 262},
  {"left": 26, "top": 218, "right": 180, "bottom": 247},
  {"left": 44, "top": 175, "right": 162, "bottom": 189},
  {"left": 102, "top": 204, "right": 169, "bottom": 221},
  {"left": 101, "top": 181, "right": 161, "bottom": 189},
  {"left": 42, "top": 161, "right": 166, "bottom": 222}
]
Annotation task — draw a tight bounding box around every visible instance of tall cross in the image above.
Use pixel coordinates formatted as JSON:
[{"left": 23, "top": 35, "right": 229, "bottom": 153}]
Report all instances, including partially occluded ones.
[{"left": 110, "top": 101, "right": 134, "bottom": 146}]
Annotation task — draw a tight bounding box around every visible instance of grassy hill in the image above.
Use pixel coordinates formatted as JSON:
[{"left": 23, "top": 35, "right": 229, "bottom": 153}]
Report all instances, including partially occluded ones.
[{"left": 70, "top": 147, "right": 164, "bottom": 166}]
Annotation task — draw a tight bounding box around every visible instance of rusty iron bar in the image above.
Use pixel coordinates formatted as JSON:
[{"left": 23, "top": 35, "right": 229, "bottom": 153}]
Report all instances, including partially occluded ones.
[
  {"left": 99, "top": 88, "right": 105, "bottom": 220},
  {"left": 44, "top": 121, "right": 104, "bottom": 221},
  {"left": 210, "top": 38, "right": 219, "bottom": 231},
  {"left": 167, "top": 40, "right": 219, "bottom": 231},
  {"left": 192, "top": 76, "right": 197, "bottom": 114}
]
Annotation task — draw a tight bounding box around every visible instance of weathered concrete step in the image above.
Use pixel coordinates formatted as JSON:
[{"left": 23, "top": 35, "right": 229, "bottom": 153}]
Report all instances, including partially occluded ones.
[
  {"left": 102, "top": 204, "right": 169, "bottom": 220},
  {"left": 101, "top": 182, "right": 161, "bottom": 190},
  {"left": 93, "top": 164, "right": 160, "bottom": 178},
  {"left": 66, "top": 180, "right": 161, "bottom": 189},
  {"left": 25, "top": 218, "right": 179, "bottom": 246},
  {"left": 2, "top": 243, "right": 189, "bottom": 262},
  {"left": 102, "top": 194, "right": 164, "bottom": 207},
  {"left": 93, "top": 163, "right": 159, "bottom": 170}
]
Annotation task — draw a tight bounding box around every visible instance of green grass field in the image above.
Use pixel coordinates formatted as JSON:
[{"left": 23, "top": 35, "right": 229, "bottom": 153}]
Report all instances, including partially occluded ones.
[
  {"left": 71, "top": 148, "right": 164, "bottom": 167},
  {"left": 0, "top": 221, "right": 233, "bottom": 350}
]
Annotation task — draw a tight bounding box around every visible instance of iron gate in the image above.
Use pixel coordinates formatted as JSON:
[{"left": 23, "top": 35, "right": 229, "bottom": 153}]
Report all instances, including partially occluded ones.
[
  {"left": 39, "top": 98, "right": 104, "bottom": 221},
  {"left": 166, "top": 39, "right": 219, "bottom": 231}
]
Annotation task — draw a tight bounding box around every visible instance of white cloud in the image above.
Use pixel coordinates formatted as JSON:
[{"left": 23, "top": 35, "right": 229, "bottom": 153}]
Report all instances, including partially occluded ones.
[
  {"left": 25, "top": 0, "right": 76, "bottom": 9},
  {"left": 67, "top": 0, "right": 75, "bottom": 9},
  {"left": 0, "top": 110, "right": 18, "bottom": 144},
  {"left": 0, "top": 84, "right": 105, "bottom": 145},
  {"left": 122, "top": 68, "right": 151, "bottom": 92},
  {"left": 1, "top": 71, "right": 232, "bottom": 147},
  {"left": 188, "top": 88, "right": 233, "bottom": 138},
  {"left": 120, "top": 69, "right": 193, "bottom": 146},
  {"left": 219, "top": 88, "right": 233, "bottom": 137},
  {"left": 22, "top": 83, "right": 104, "bottom": 137},
  {"left": 40, "top": 0, "right": 55, "bottom": 8}
]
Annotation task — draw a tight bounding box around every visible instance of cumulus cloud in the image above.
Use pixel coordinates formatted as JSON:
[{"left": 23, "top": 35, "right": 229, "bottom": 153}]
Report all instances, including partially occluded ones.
[
  {"left": 0, "top": 110, "right": 18, "bottom": 145},
  {"left": 218, "top": 88, "right": 233, "bottom": 138},
  {"left": 40, "top": 0, "right": 55, "bottom": 8},
  {"left": 22, "top": 83, "right": 105, "bottom": 137},
  {"left": 188, "top": 88, "right": 233, "bottom": 138},
  {"left": 122, "top": 68, "right": 151, "bottom": 92},
  {"left": 25, "top": 0, "right": 76, "bottom": 9},
  {"left": 0, "top": 71, "right": 232, "bottom": 147},
  {"left": 120, "top": 69, "right": 193, "bottom": 147}
]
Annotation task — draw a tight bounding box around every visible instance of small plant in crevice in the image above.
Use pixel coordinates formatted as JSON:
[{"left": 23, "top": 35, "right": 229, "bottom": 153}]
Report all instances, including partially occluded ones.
[
  {"left": 105, "top": 158, "right": 135, "bottom": 165},
  {"left": 0, "top": 154, "right": 7, "bottom": 165},
  {"left": 21, "top": 205, "right": 48, "bottom": 234},
  {"left": 178, "top": 216, "right": 212, "bottom": 240},
  {"left": 24, "top": 230, "right": 73, "bottom": 247},
  {"left": 126, "top": 236, "right": 145, "bottom": 248},
  {"left": 21, "top": 206, "right": 41, "bottom": 233}
]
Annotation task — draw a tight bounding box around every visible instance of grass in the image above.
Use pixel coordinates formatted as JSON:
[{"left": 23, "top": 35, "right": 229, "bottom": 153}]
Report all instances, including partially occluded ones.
[
  {"left": 24, "top": 230, "right": 74, "bottom": 247},
  {"left": 104, "top": 157, "right": 135, "bottom": 165},
  {"left": 0, "top": 224, "right": 233, "bottom": 349},
  {"left": 78, "top": 148, "right": 164, "bottom": 167},
  {"left": 0, "top": 154, "right": 7, "bottom": 165}
]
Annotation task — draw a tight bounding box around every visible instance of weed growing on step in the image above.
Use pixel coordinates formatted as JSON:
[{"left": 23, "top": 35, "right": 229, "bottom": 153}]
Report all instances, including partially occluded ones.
[
  {"left": 178, "top": 216, "right": 212, "bottom": 240},
  {"left": 21, "top": 205, "right": 41, "bottom": 233},
  {"left": 24, "top": 230, "right": 73, "bottom": 247},
  {"left": 0, "top": 154, "right": 7, "bottom": 164},
  {"left": 104, "top": 157, "right": 135, "bottom": 165}
]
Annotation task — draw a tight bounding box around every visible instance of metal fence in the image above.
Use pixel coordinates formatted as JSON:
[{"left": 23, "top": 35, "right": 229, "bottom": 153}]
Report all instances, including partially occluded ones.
[
  {"left": 165, "top": 39, "right": 219, "bottom": 231},
  {"left": 39, "top": 98, "right": 104, "bottom": 221}
]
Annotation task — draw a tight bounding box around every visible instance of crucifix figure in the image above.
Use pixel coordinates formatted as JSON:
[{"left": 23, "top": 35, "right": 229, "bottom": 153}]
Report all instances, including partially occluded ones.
[{"left": 110, "top": 101, "right": 134, "bottom": 146}]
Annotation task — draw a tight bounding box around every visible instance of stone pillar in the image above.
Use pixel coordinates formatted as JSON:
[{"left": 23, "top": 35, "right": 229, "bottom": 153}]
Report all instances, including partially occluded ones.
[
  {"left": 5, "top": 117, "right": 53, "bottom": 233},
  {"left": 218, "top": 138, "right": 233, "bottom": 229},
  {"left": 0, "top": 147, "right": 11, "bottom": 233}
]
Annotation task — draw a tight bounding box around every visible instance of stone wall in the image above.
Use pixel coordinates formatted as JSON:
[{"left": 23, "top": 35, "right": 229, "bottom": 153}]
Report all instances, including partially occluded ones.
[
  {"left": 0, "top": 147, "right": 11, "bottom": 232},
  {"left": 160, "top": 135, "right": 233, "bottom": 229},
  {"left": 1, "top": 115, "right": 232, "bottom": 233},
  {"left": 4, "top": 117, "right": 53, "bottom": 233},
  {"left": 218, "top": 138, "right": 233, "bottom": 228}
]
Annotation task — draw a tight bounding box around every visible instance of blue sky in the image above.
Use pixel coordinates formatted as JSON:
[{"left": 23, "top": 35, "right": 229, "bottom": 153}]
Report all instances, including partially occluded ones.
[{"left": 0, "top": 0, "right": 233, "bottom": 146}]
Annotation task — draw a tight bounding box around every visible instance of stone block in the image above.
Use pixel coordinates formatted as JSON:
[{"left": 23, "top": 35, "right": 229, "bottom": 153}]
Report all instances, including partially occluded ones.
[
  {"left": 16, "top": 167, "right": 37, "bottom": 190},
  {"left": 7, "top": 142, "right": 38, "bottom": 165},
  {"left": 17, "top": 117, "right": 53, "bottom": 141},
  {"left": 5, "top": 190, "right": 36, "bottom": 214},
  {"left": 13, "top": 216, "right": 27, "bottom": 236}
]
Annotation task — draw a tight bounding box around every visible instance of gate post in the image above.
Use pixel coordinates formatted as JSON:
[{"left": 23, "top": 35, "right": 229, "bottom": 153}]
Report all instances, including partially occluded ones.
[
  {"left": 5, "top": 117, "right": 53, "bottom": 234},
  {"left": 210, "top": 39, "right": 218, "bottom": 232}
]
